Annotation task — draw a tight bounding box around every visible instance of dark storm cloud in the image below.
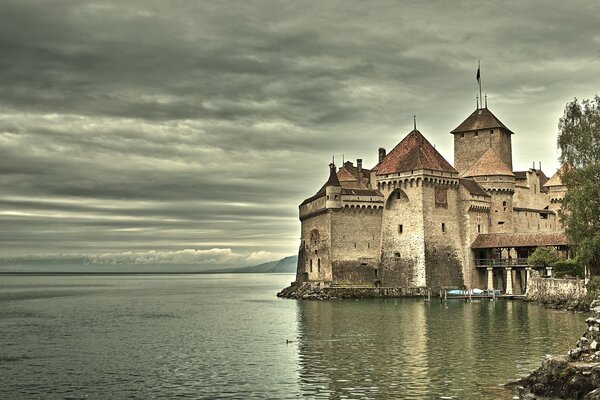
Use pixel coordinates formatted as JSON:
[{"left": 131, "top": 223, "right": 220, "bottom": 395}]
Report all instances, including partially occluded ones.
[{"left": 1, "top": 0, "right": 599, "bottom": 264}]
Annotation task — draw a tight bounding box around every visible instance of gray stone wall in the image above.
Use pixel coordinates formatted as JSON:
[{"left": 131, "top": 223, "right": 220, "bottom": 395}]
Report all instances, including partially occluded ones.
[
  {"left": 329, "top": 207, "right": 382, "bottom": 284},
  {"left": 487, "top": 190, "right": 514, "bottom": 233},
  {"left": 380, "top": 257, "right": 415, "bottom": 287},
  {"left": 513, "top": 209, "right": 558, "bottom": 233},
  {"left": 526, "top": 270, "right": 587, "bottom": 303},
  {"left": 300, "top": 211, "right": 333, "bottom": 282},
  {"left": 424, "top": 244, "right": 465, "bottom": 290},
  {"left": 421, "top": 181, "right": 465, "bottom": 289},
  {"left": 331, "top": 260, "right": 378, "bottom": 284},
  {"left": 380, "top": 181, "right": 426, "bottom": 286},
  {"left": 457, "top": 185, "right": 492, "bottom": 288},
  {"left": 330, "top": 207, "right": 382, "bottom": 261},
  {"left": 513, "top": 170, "right": 550, "bottom": 210}
]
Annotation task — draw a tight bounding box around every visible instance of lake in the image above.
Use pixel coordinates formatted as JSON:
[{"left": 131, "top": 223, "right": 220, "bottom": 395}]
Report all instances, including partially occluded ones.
[{"left": 0, "top": 273, "right": 584, "bottom": 399}]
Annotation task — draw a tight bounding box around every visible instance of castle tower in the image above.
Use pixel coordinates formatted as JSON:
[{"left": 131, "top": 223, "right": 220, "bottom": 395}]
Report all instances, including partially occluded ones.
[
  {"left": 374, "top": 129, "right": 463, "bottom": 288},
  {"left": 462, "top": 148, "right": 515, "bottom": 233},
  {"left": 451, "top": 107, "right": 514, "bottom": 174}
]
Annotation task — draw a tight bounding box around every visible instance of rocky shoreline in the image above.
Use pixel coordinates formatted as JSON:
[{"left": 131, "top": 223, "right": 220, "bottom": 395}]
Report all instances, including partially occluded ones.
[
  {"left": 277, "top": 282, "right": 425, "bottom": 300},
  {"left": 508, "top": 300, "right": 600, "bottom": 399}
]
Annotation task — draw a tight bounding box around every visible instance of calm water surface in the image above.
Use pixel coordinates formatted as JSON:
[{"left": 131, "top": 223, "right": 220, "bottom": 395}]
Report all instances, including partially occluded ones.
[{"left": 0, "top": 273, "right": 585, "bottom": 399}]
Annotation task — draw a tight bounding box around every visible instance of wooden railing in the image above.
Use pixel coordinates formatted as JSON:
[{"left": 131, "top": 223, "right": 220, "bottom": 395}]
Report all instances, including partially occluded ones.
[{"left": 475, "top": 258, "right": 529, "bottom": 267}]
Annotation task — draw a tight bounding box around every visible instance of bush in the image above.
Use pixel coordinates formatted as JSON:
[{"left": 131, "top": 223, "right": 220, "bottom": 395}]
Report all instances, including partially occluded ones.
[
  {"left": 528, "top": 246, "right": 559, "bottom": 268},
  {"left": 553, "top": 259, "right": 584, "bottom": 279}
]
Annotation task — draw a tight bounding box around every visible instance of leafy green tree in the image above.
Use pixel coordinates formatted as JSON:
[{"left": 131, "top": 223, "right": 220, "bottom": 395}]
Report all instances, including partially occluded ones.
[
  {"left": 528, "top": 246, "right": 559, "bottom": 268},
  {"left": 557, "top": 96, "right": 600, "bottom": 276}
]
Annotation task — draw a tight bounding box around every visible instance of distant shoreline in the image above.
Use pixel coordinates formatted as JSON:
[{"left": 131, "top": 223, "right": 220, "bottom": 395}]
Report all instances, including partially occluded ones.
[{"left": 0, "top": 271, "right": 295, "bottom": 276}]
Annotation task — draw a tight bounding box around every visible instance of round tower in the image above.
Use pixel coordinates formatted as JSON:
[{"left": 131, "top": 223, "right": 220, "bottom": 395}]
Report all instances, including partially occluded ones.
[
  {"left": 325, "top": 163, "right": 342, "bottom": 209},
  {"left": 462, "top": 148, "right": 515, "bottom": 233}
]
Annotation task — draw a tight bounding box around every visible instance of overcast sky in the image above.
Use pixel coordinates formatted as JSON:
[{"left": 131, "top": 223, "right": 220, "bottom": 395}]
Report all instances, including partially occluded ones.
[{"left": 1, "top": 0, "right": 599, "bottom": 267}]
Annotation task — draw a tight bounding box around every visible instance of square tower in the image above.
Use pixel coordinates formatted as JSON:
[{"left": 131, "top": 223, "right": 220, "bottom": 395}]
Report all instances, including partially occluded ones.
[{"left": 451, "top": 107, "right": 513, "bottom": 175}]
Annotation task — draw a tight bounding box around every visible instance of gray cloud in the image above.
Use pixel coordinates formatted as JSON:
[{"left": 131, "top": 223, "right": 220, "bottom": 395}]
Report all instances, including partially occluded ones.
[{"left": 1, "top": 0, "right": 599, "bottom": 261}]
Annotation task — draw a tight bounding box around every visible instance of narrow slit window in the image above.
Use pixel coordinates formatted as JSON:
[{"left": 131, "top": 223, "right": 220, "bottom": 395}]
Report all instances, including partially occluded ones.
[
  {"left": 441, "top": 223, "right": 446, "bottom": 233},
  {"left": 398, "top": 224, "right": 403, "bottom": 233}
]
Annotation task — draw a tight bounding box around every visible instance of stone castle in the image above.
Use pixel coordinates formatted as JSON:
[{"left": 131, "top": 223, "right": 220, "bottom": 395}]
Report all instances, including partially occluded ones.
[{"left": 290, "top": 103, "right": 569, "bottom": 295}]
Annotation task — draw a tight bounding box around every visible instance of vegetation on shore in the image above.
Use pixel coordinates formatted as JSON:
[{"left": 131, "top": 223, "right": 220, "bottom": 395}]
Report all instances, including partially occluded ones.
[{"left": 557, "top": 95, "right": 600, "bottom": 278}]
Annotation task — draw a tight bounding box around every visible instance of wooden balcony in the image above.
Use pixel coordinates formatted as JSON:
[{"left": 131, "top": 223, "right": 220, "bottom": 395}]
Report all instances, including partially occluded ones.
[{"left": 475, "top": 258, "right": 529, "bottom": 268}]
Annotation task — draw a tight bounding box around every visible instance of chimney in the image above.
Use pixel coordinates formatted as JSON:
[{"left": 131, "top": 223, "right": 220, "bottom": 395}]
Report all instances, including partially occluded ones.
[
  {"left": 378, "top": 148, "right": 386, "bottom": 163},
  {"left": 357, "top": 159, "right": 363, "bottom": 182}
]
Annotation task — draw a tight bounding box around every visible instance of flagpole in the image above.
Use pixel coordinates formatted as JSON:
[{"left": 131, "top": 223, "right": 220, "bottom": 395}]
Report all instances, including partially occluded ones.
[{"left": 478, "top": 60, "right": 482, "bottom": 110}]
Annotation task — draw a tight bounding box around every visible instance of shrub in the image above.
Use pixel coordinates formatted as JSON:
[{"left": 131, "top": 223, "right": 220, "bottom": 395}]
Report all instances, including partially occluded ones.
[
  {"left": 553, "top": 259, "right": 584, "bottom": 279},
  {"left": 528, "top": 246, "right": 559, "bottom": 268}
]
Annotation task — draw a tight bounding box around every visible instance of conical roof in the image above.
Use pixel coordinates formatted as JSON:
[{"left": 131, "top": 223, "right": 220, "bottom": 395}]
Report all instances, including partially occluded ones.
[
  {"left": 324, "top": 163, "right": 341, "bottom": 187},
  {"left": 376, "top": 130, "right": 457, "bottom": 175},
  {"left": 462, "top": 148, "right": 514, "bottom": 177},
  {"left": 544, "top": 165, "right": 569, "bottom": 187},
  {"left": 451, "top": 108, "right": 514, "bottom": 135}
]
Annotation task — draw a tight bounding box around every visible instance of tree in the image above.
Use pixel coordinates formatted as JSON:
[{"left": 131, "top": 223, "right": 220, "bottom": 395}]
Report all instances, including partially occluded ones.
[
  {"left": 528, "top": 246, "right": 559, "bottom": 269},
  {"left": 557, "top": 96, "right": 600, "bottom": 276}
]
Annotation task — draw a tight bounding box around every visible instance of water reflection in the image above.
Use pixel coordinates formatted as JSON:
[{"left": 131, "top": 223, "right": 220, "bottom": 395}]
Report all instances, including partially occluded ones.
[{"left": 295, "top": 299, "right": 584, "bottom": 400}]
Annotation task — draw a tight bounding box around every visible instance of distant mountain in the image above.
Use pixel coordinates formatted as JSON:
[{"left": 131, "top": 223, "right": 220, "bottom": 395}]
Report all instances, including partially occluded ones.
[{"left": 231, "top": 255, "right": 297, "bottom": 273}]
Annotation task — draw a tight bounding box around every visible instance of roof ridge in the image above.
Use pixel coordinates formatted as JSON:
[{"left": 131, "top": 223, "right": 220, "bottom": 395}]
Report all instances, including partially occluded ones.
[
  {"left": 451, "top": 107, "right": 514, "bottom": 135},
  {"left": 376, "top": 129, "right": 457, "bottom": 175}
]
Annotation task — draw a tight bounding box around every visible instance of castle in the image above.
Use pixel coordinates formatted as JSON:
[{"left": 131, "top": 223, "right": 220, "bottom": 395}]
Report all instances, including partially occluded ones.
[{"left": 292, "top": 103, "right": 569, "bottom": 294}]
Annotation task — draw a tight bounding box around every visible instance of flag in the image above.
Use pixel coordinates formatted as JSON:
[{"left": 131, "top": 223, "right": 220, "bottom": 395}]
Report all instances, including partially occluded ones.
[{"left": 476, "top": 66, "right": 480, "bottom": 83}]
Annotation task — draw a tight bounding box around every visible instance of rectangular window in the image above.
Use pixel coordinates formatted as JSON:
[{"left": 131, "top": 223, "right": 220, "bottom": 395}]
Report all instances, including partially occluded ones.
[
  {"left": 474, "top": 132, "right": 479, "bottom": 137},
  {"left": 441, "top": 223, "right": 446, "bottom": 233},
  {"left": 398, "top": 224, "right": 403, "bottom": 233},
  {"left": 477, "top": 224, "right": 481, "bottom": 233}
]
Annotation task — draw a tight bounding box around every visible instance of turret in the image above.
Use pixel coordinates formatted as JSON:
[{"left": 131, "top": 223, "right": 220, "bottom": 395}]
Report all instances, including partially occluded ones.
[{"left": 325, "top": 163, "right": 342, "bottom": 209}]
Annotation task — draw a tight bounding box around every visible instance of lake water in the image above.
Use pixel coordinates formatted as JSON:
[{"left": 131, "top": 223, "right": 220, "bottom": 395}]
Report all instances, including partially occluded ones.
[{"left": 0, "top": 273, "right": 585, "bottom": 399}]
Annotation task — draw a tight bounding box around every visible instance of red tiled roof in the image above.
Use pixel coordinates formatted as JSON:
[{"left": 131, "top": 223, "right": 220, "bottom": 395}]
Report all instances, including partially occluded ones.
[
  {"left": 376, "top": 130, "right": 457, "bottom": 175},
  {"left": 471, "top": 233, "right": 569, "bottom": 249},
  {"left": 337, "top": 168, "right": 357, "bottom": 182},
  {"left": 461, "top": 148, "right": 514, "bottom": 178},
  {"left": 451, "top": 108, "right": 514, "bottom": 135}
]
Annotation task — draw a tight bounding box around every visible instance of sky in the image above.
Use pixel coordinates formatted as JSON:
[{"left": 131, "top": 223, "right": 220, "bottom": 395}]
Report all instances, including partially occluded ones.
[{"left": 1, "top": 0, "right": 599, "bottom": 268}]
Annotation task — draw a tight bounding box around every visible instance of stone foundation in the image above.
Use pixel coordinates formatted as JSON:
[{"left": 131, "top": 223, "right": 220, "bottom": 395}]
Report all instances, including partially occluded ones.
[{"left": 526, "top": 270, "right": 588, "bottom": 310}]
